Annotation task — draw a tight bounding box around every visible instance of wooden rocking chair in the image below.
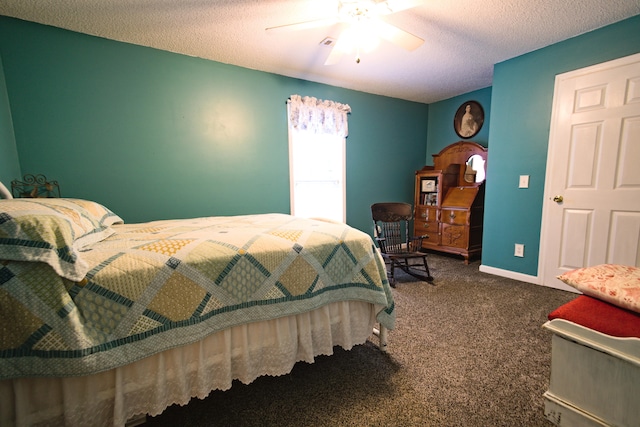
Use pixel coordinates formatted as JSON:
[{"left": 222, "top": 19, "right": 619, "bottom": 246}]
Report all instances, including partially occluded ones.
[{"left": 371, "top": 202, "right": 434, "bottom": 287}]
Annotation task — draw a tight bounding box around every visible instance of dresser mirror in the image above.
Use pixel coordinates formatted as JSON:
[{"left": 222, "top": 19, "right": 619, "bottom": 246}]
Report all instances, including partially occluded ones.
[{"left": 464, "top": 154, "right": 486, "bottom": 183}]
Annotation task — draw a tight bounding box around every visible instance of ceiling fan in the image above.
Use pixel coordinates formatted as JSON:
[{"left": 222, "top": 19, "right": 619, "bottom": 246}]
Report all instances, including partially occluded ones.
[{"left": 265, "top": 0, "right": 425, "bottom": 65}]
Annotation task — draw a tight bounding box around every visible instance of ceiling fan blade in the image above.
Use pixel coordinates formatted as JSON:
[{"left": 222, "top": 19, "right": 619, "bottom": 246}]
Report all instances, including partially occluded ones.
[
  {"left": 266, "top": 17, "right": 337, "bottom": 33},
  {"left": 370, "top": 19, "right": 424, "bottom": 51},
  {"left": 372, "top": 0, "right": 425, "bottom": 15}
]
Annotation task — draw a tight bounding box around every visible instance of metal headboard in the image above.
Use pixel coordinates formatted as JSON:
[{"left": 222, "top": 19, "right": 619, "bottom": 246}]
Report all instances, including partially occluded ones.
[{"left": 11, "top": 174, "right": 61, "bottom": 198}]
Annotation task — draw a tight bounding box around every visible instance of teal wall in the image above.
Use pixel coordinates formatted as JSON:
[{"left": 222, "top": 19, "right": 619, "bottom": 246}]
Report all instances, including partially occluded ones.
[
  {"left": 426, "top": 87, "right": 492, "bottom": 156},
  {"left": 0, "top": 54, "right": 20, "bottom": 185},
  {"left": 483, "top": 14, "right": 640, "bottom": 276},
  {"left": 3, "top": 13, "right": 639, "bottom": 279},
  {"left": 0, "top": 17, "right": 428, "bottom": 234}
]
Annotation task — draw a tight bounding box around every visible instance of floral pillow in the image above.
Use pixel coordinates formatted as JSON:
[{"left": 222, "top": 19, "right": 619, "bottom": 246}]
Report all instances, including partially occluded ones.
[
  {"left": 0, "top": 198, "right": 123, "bottom": 281},
  {"left": 557, "top": 264, "right": 640, "bottom": 314}
]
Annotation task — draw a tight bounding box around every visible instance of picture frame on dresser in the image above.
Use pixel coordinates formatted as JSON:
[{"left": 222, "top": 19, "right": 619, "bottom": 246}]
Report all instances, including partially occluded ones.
[{"left": 421, "top": 179, "right": 436, "bottom": 192}]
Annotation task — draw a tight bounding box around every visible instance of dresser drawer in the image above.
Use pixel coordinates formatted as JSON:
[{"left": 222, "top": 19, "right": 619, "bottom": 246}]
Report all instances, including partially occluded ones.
[
  {"left": 414, "top": 220, "right": 439, "bottom": 233},
  {"left": 415, "top": 206, "right": 439, "bottom": 222},
  {"left": 441, "top": 209, "right": 470, "bottom": 225},
  {"left": 414, "top": 223, "right": 440, "bottom": 245},
  {"left": 421, "top": 232, "right": 441, "bottom": 246}
]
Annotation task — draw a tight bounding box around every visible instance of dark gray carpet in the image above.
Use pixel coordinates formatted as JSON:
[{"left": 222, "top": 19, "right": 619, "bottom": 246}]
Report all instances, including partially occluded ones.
[{"left": 146, "top": 253, "right": 576, "bottom": 426}]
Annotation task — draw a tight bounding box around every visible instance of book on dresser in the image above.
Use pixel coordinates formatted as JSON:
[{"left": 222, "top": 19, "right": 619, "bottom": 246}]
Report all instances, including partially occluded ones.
[{"left": 414, "top": 141, "right": 487, "bottom": 264}]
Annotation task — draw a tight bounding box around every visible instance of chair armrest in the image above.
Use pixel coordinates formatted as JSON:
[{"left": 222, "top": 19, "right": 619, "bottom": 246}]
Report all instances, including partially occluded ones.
[
  {"left": 374, "top": 236, "right": 388, "bottom": 253},
  {"left": 408, "top": 235, "right": 428, "bottom": 252},
  {"left": 409, "top": 235, "right": 429, "bottom": 244}
]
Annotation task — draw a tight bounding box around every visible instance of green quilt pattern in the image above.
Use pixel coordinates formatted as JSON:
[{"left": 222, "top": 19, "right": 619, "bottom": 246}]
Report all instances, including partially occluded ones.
[{"left": 0, "top": 214, "right": 394, "bottom": 379}]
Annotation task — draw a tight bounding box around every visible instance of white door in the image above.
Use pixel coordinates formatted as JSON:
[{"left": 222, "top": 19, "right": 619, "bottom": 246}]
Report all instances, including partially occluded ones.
[{"left": 540, "top": 52, "right": 640, "bottom": 292}]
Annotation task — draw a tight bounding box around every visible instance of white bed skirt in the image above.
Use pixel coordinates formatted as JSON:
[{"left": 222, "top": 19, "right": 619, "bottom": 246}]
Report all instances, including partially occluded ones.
[{"left": 1, "top": 300, "right": 379, "bottom": 427}]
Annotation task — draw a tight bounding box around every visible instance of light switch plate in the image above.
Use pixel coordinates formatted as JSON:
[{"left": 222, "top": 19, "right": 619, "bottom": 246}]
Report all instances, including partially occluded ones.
[{"left": 519, "top": 175, "right": 529, "bottom": 188}]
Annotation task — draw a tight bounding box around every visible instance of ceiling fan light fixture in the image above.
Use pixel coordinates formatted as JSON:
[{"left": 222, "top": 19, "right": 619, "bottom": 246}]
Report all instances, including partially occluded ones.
[{"left": 338, "top": 20, "right": 380, "bottom": 55}]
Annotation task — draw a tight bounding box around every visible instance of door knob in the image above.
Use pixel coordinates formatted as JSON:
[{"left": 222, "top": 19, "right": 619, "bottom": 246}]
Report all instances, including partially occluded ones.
[{"left": 553, "top": 195, "right": 563, "bottom": 203}]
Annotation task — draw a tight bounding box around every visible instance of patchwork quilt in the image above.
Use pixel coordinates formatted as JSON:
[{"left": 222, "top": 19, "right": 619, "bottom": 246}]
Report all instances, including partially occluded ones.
[{"left": 0, "top": 213, "right": 394, "bottom": 379}]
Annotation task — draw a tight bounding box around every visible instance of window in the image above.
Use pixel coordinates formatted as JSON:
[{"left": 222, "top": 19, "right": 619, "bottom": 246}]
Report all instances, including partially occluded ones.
[
  {"left": 289, "top": 131, "right": 345, "bottom": 222},
  {"left": 287, "top": 95, "right": 350, "bottom": 223}
]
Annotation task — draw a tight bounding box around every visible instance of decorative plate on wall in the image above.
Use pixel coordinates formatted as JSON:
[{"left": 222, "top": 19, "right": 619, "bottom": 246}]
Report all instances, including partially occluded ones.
[{"left": 454, "top": 100, "right": 484, "bottom": 139}]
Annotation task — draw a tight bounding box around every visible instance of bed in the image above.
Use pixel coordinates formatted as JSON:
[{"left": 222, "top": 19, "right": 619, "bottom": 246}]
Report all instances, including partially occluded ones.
[
  {"left": 0, "top": 197, "right": 395, "bottom": 427},
  {"left": 542, "top": 264, "right": 640, "bottom": 427}
]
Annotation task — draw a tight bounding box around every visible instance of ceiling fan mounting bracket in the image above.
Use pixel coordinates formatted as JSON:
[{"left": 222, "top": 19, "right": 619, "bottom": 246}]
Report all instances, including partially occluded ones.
[{"left": 338, "top": 1, "right": 376, "bottom": 23}]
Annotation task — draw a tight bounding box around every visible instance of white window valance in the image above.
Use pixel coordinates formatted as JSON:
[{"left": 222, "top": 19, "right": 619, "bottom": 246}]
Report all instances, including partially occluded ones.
[{"left": 287, "top": 94, "right": 351, "bottom": 137}]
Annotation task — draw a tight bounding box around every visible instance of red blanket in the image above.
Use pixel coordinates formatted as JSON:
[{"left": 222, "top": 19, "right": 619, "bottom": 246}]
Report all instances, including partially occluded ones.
[{"left": 548, "top": 295, "right": 640, "bottom": 338}]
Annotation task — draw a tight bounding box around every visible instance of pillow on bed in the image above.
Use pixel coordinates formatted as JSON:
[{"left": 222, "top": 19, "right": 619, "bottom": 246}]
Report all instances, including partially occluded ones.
[
  {"left": 557, "top": 264, "right": 640, "bottom": 314},
  {"left": 0, "top": 198, "right": 123, "bottom": 281},
  {"left": 0, "top": 181, "right": 12, "bottom": 199}
]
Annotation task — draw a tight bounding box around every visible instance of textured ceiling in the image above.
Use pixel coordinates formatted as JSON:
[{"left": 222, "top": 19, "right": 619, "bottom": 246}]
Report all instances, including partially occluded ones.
[{"left": 1, "top": 0, "right": 639, "bottom": 103}]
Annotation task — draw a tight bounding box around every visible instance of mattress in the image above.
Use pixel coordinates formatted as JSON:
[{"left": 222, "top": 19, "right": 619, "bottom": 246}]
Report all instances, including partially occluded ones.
[{"left": 1, "top": 212, "right": 395, "bottom": 379}]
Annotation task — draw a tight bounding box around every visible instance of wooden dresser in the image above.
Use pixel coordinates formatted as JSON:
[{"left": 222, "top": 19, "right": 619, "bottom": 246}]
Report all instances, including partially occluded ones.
[{"left": 413, "top": 141, "right": 487, "bottom": 263}]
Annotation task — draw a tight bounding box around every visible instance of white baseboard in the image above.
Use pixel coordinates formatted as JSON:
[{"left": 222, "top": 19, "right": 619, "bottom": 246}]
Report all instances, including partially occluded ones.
[{"left": 479, "top": 264, "right": 540, "bottom": 285}]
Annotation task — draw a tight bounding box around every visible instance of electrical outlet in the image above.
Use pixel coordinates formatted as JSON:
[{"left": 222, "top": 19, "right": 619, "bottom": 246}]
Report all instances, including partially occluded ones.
[
  {"left": 514, "top": 244, "right": 525, "bottom": 257},
  {"left": 519, "top": 175, "right": 529, "bottom": 188}
]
